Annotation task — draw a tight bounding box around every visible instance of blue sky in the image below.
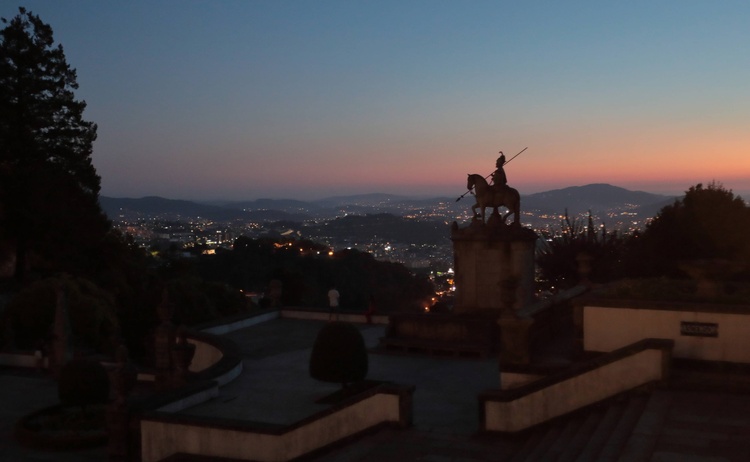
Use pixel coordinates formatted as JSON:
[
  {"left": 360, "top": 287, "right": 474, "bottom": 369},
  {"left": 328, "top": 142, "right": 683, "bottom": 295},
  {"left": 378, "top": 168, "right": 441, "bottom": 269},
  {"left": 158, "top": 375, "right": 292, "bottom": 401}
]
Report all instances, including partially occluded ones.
[{"left": 3, "top": 1, "right": 750, "bottom": 200}]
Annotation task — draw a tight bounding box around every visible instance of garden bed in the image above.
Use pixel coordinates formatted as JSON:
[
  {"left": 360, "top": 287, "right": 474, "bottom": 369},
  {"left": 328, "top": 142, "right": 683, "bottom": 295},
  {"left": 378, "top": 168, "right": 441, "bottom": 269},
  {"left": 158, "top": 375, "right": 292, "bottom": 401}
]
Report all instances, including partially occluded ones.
[{"left": 15, "top": 403, "right": 107, "bottom": 451}]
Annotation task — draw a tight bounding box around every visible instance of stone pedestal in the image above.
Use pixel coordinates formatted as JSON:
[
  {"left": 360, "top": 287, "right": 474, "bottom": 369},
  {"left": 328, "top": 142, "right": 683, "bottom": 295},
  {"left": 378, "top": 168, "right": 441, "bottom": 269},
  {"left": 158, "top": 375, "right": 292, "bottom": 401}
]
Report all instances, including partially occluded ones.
[
  {"left": 50, "top": 283, "right": 72, "bottom": 377},
  {"left": 171, "top": 326, "right": 195, "bottom": 388},
  {"left": 451, "top": 220, "right": 538, "bottom": 314},
  {"left": 497, "top": 315, "right": 534, "bottom": 365},
  {"left": 154, "top": 289, "right": 175, "bottom": 390},
  {"left": 108, "top": 345, "right": 137, "bottom": 462}
]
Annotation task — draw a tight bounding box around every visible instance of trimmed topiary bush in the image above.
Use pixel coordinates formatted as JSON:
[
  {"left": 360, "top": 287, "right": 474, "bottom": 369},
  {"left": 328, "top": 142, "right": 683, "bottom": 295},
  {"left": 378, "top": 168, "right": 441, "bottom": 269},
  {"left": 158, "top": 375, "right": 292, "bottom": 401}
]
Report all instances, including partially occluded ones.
[
  {"left": 58, "top": 358, "right": 110, "bottom": 409},
  {"left": 309, "top": 322, "right": 368, "bottom": 387}
]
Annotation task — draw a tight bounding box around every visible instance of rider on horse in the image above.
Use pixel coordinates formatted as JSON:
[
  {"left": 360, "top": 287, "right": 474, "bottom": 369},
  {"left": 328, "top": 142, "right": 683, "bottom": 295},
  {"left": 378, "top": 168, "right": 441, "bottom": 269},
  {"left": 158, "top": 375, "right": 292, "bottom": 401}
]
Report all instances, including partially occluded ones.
[{"left": 491, "top": 151, "right": 508, "bottom": 193}]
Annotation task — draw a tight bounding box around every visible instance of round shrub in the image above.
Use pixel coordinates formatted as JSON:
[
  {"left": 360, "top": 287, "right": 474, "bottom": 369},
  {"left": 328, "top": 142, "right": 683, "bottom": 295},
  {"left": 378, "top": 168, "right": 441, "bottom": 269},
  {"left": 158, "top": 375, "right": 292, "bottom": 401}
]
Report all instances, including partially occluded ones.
[
  {"left": 58, "top": 359, "right": 110, "bottom": 408},
  {"left": 309, "top": 322, "right": 368, "bottom": 386}
]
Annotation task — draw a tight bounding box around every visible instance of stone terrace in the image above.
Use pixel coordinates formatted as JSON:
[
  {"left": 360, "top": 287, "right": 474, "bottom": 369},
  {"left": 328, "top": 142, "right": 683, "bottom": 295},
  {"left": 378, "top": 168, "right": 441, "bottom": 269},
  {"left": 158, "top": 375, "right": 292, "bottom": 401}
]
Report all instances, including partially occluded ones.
[
  {"left": 4, "top": 316, "right": 750, "bottom": 461},
  {"left": 181, "top": 317, "right": 750, "bottom": 462}
]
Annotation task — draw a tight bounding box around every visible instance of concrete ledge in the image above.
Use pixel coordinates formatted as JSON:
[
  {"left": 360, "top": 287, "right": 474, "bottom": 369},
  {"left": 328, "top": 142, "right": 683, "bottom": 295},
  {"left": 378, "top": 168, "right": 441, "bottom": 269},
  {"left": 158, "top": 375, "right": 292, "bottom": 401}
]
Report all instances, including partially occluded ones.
[
  {"left": 281, "top": 307, "right": 389, "bottom": 325},
  {"left": 480, "top": 338, "right": 674, "bottom": 433},
  {"left": 186, "top": 331, "right": 243, "bottom": 387},
  {"left": 0, "top": 351, "right": 48, "bottom": 369},
  {"left": 157, "top": 384, "right": 220, "bottom": 413},
  {"left": 133, "top": 380, "right": 220, "bottom": 414},
  {"left": 139, "top": 382, "right": 414, "bottom": 462},
  {"left": 195, "top": 309, "right": 280, "bottom": 335}
]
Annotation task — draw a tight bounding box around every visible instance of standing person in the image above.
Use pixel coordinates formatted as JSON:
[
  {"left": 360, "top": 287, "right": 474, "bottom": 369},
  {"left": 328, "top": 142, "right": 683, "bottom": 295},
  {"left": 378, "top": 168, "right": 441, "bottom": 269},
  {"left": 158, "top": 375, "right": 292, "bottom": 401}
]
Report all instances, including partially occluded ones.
[{"left": 327, "top": 286, "right": 340, "bottom": 321}]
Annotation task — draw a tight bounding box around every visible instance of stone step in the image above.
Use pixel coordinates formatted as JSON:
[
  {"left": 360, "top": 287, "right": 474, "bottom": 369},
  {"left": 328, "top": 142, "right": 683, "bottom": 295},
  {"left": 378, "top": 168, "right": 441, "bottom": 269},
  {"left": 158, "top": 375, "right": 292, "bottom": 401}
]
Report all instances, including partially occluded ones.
[
  {"left": 574, "top": 399, "right": 628, "bottom": 462},
  {"left": 522, "top": 424, "right": 563, "bottom": 462},
  {"left": 617, "top": 391, "right": 673, "bottom": 462},
  {"left": 507, "top": 392, "right": 657, "bottom": 462},
  {"left": 598, "top": 394, "right": 649, "bottom": 462},
  {"left": 557, "top": 408, "right": 607, "bottom": 462},
  {"left": 541, "top": 414, "right": 589, "bottom": 462},
  {"left": 507, "top": 427, "right": 547, "bottom": 462}
]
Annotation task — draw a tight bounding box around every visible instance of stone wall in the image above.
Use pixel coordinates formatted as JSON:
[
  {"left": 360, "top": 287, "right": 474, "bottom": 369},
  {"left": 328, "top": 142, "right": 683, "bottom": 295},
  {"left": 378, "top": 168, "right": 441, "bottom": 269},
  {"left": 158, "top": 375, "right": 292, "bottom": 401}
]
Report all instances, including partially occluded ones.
[{"left": 582, "top": 300, "right": 750, "bottom": 363}]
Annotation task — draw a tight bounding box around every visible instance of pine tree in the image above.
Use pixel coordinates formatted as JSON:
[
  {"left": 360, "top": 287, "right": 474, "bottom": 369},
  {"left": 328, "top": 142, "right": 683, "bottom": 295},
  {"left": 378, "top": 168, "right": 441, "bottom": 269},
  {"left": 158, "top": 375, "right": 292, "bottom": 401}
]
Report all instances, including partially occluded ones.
[{"left": 0, "top": 8, "right": 108, "bottom": 280}]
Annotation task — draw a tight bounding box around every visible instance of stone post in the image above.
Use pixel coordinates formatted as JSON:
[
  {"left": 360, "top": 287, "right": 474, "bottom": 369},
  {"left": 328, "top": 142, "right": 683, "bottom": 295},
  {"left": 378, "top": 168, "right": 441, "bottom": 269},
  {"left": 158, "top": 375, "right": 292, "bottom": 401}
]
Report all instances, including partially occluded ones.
[
  {"left": 107, "top": 345, "right": 137, "bottom": 462},
  {"left": 154, "top": 288, "right": 176, "bottom": 390},
  {"left": 50, "top": 282, "right": 72, "bottom": 377},
  {"left": 497, "top": 277, "right": 534, "bottom": 365},
  {"left": 170, "top": 326, "right": 195, "bottom": 387},
  {"left": 269, "top": 279, "right": 283, "bottom": 308},
  {"left": 576, "top": 252, "right": 594, "bottom": 287}
]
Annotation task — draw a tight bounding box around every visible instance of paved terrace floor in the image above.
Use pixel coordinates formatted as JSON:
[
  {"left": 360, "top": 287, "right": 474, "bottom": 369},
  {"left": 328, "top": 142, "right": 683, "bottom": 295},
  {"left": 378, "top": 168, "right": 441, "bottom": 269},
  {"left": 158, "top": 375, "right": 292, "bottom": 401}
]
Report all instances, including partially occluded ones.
[
  {"left": 182, "top": 318, "right": 500, "bottom": 435},
  {"left": 0, "top": 368, "right": 106, "bottom": 462}
]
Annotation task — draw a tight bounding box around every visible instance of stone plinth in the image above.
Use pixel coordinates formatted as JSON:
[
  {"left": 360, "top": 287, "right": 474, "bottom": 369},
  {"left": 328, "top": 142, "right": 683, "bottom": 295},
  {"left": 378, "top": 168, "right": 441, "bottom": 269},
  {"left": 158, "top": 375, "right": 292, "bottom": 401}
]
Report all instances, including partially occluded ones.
[
  {"left": 380, "top": 313, "right": 498, "bottom": 357},
  {"left": 451, "top": 220, "right": 538, "bottom": 314},
  {"left": 497, "top": 315, "right": 534, "bottom": 365}
]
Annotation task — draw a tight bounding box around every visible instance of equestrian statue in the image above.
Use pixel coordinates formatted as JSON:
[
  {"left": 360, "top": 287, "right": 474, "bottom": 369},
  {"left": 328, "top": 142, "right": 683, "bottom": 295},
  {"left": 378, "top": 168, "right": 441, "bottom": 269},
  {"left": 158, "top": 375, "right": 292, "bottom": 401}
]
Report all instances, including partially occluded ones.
[{"left": 464, "top": 150, "right": 523, "bottom": 225}]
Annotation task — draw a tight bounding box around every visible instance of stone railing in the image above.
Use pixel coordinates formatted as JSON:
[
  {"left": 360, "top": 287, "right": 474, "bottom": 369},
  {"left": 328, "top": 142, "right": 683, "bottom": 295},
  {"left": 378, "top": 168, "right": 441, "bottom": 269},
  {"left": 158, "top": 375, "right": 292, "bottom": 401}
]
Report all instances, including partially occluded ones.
[
  {"left": 480, "top": 338, "right": 673, "bottom": 433},
  {"left": 379, "top": 312, "right": 496, "bottom": 357},
  {"left": 0, "top": 350, "right": 47, "bottom": 369},
  {"left": 281, "top": 307, "right": 389, "bottom": 325},
  {"left": 185, "top": 330, "right": 243, "bottom": 387},
  {"left": 139, "top": 382, "right": 414, "bottom": 462},
  {"left": 195, "top": 308, "right": 280, "bottom": 335}
]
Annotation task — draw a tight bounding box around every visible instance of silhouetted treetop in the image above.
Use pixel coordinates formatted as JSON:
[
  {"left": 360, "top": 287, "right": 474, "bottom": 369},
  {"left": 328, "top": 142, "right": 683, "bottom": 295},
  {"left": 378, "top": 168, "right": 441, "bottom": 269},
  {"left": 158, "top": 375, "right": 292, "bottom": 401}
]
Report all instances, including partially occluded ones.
[
  {"left": 625, "top": 182, "right": 750, "bottom": 278},
  {"left": 1, "top": 7, "right": 106, "bottom": 280},
  {"left": 0, "top": 7, "right": 99, "bottom": 194}
]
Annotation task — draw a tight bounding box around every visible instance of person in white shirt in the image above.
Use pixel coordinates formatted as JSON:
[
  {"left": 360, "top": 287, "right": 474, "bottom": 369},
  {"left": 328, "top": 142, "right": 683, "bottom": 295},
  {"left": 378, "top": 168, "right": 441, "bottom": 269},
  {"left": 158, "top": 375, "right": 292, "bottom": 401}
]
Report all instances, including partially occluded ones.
[{"left": 327, "top": 286, "right": 340, "bottom": 321}]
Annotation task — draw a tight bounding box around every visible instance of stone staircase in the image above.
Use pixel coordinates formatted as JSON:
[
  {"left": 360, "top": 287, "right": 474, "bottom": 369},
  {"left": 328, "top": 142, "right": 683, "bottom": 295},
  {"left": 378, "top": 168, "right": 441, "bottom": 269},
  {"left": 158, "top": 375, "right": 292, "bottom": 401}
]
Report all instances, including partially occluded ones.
[
  {"left": 309, "top": 386, "right": 750, "bottom": 462},
  {"left": 506, "top": 387, "right": 750, "bottom": 462},
  {"left": 506, "top": 392, "right": 653, "bottom": 462}
]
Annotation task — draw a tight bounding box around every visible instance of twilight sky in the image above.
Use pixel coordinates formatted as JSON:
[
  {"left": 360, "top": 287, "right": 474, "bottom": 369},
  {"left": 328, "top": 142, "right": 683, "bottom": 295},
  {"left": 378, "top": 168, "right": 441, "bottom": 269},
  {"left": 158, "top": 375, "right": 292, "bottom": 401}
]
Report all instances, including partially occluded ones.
[{"left": 4, "top": 1, "right": 750, "bottom": 200}]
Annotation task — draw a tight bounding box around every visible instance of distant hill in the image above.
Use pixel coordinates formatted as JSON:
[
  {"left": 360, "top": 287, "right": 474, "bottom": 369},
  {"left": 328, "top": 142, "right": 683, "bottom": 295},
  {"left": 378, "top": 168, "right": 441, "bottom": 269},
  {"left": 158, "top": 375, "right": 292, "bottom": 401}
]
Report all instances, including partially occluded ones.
[
  {"left": 245, "top": 209, "right": 312, "bottom": 222},
  {"left": 99, "top": 184, "right": 678, "bottom": 223},
  {"left": 523, "top": 184, "right": 674, "bottom": 215},
  {"left": 99, "top": 196, "right": 246, "bottom": 221}
]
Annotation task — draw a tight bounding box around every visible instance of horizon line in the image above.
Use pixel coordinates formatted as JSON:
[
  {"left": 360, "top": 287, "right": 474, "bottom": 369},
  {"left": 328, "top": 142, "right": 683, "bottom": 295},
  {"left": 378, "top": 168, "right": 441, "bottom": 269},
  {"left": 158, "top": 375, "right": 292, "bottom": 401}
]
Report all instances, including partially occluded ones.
[{"left": 99, "top": 182, "right": 704, "bottom": 203}]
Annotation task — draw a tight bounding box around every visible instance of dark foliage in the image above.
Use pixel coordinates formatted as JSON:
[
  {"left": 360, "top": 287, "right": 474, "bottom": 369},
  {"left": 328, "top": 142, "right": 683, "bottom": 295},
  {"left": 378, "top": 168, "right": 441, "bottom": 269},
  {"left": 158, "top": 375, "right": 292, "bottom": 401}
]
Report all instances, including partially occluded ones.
[
  {"left": 623, "top": 183, "right": 750, "bottom": 278},
  {"left": 196, "top": 236, "right": 434, "bottom": 312},
  {"left": 0, "top": 275, "right": 118, "bottom": 353},
  {"left": 0, "top": 8, "right": 109, "bottom": 281},
  {"left": 58, "top": 358, "right": 110, "bottom": 408},
  {"left": 309, "top": 322, "right": 368, "bottom": 386},
  {"left": 537, "top": 211, "right": 626, "bottom": 290}
]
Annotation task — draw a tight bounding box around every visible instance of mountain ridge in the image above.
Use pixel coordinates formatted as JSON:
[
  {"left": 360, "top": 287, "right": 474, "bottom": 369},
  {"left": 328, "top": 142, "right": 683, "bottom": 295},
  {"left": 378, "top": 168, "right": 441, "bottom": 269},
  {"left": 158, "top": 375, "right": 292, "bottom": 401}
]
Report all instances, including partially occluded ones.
[{"left": 100, "top": 184, "right": 677, "bottom": 223}]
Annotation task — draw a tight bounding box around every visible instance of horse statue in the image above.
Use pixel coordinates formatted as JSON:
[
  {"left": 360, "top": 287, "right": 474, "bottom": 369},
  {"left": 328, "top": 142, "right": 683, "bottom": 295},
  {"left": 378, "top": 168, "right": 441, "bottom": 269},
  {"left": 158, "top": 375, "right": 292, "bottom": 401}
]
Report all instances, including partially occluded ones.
[{"left": 467, "top": 174, "right": 521, "bottom": 225}]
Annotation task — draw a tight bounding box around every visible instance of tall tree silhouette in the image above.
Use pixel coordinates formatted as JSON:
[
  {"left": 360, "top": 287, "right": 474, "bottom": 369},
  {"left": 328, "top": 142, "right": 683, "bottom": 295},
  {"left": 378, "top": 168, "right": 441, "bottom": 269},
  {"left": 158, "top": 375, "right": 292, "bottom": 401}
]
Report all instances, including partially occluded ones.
[{"left": 0, "top": 8, "right": 107, "bottom": 280}]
